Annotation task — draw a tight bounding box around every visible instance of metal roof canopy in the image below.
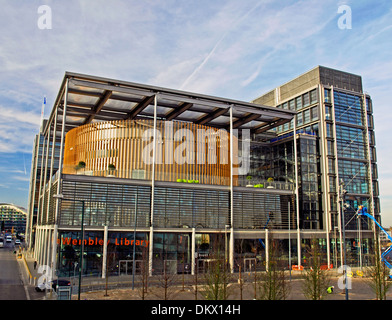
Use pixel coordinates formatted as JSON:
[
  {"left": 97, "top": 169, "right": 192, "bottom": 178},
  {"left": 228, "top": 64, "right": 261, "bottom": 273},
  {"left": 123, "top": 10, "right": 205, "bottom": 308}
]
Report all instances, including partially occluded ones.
[{"left": 46, "top": 72, "right": 296, "bottom": 139}]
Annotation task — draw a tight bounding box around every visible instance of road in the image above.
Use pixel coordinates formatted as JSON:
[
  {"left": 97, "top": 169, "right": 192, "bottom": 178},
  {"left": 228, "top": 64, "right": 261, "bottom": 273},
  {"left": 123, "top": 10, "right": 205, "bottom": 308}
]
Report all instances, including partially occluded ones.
[{"left": 0, "top": 241, "right": 28, "bottom": 300}]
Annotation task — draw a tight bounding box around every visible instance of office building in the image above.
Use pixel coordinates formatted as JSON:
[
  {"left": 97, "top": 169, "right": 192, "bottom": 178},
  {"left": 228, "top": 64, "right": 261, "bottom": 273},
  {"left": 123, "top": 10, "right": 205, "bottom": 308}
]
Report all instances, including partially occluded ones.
[
  {"left": 27, "top": 67, "right": 379, "bottom": 277},
  {"left": 253, "top": 66, "right": 379, "bottom": 267},
  {"left": 0, "top": 204, "right": 27, "bottom": 235}
]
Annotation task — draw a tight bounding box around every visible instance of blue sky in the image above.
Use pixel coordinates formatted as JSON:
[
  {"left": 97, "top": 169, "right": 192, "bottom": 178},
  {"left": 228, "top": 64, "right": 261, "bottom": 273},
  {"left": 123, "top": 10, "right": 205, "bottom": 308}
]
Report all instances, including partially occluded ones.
[{"left": 0, "top": 0, "right": 392, "bottom": 225}]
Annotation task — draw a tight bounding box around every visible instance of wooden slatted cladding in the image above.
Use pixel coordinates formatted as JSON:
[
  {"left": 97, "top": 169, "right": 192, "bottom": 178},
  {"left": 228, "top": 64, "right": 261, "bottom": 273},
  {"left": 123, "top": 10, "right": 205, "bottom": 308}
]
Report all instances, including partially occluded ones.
[{"left": 63, "top": 120, "right": 237, "bottom": 186}]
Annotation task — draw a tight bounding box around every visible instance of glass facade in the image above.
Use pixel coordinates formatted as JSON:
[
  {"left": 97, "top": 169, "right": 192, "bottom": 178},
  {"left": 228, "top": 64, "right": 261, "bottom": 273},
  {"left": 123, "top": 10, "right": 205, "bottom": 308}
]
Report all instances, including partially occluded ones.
[
  {"left": 332, "top": 89, "right": 379, "bottom": 230},
  {"left": 57, "top": 230, "right": 104, "bottom": 277},
  {"left": 153, "top": 232, "right": 191, "bottom": 274},
  {"left": 233, "top": 192, "right": 293, "bottom": 229},
  {"left": 59, "top": 181, "right": 151, "bottom": 228},
  {"left": 0, "top": 204, "right": 27, "bottom": 234},
  {"left": 153, "top": 187, "right": 229, "bottom": 229},
  {"left": 57, "top": 230, "right": 149, "bottom": 277},
  {"left": 58, "top": 179, "right": 292, "bottom": 230},
  {"left": 30, "top": 67, "right": 382, "bottom": 278},
  {"left": 298, "top": 136, "right": 322, "bottom": 229}
]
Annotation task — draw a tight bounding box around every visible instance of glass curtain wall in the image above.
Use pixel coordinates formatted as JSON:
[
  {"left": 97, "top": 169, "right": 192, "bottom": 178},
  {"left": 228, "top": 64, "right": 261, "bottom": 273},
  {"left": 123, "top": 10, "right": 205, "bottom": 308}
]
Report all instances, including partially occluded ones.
[
  {"left": 153, "top": 232, "right": 191, "bottom": 275},
  {"left": 333, "top": 91, "right": 371, "bottom": 230},
  {"left": 298, "top": 135, "right": 322, "bottom": 230},
  {"left": 57, "top": 230, "right": 149, "bottom": 277},
  {"left": 57, "top": 230, "right": 104, "bottom": 277}
]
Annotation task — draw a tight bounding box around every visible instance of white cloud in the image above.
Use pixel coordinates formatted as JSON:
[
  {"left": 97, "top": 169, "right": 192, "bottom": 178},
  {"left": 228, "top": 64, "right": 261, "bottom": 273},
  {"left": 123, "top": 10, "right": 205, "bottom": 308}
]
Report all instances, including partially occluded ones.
[{"left": 0, "top": 0, "right": 391, "bottom": 225}]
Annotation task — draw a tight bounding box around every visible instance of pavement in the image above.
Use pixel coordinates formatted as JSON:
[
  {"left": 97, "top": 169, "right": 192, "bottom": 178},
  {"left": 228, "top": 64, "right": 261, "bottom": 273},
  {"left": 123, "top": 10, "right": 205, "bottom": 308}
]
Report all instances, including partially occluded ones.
[
  {"left": 16, "top": 248, "right": 50, "bottom": 300},
  {"left": 17, "top": 248, "right": 142, "bottom": 300}
]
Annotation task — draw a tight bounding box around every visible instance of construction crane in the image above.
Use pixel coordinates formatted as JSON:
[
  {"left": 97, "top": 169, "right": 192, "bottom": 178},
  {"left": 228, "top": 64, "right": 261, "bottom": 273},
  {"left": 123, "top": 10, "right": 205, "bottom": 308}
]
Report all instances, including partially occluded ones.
[{"left": 357, "top": 206, "right": 392, "bottom": 278}]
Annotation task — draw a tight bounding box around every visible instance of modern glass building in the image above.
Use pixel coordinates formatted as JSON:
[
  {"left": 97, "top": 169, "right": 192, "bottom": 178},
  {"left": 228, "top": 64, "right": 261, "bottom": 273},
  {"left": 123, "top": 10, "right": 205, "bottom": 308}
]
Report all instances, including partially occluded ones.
[
  {"left": 27, "top": 67, "right": 380, "bottom": 278},
  {"left": 26, "top": 120, "right": 60, "bottom": 250},
  {"left": 0, "top": 204, "right": 27, "bottom": 235},
  {"left": 253, "top": 66, "right": 380, "bottom": 267}
]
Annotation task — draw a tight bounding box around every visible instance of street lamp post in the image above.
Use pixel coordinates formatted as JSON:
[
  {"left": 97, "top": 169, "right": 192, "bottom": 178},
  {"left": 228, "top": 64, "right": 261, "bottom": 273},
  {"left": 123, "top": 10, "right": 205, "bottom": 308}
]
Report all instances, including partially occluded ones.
[
  {"left": 132, "top": 191, "right": 138, "bottom": 290},
  {"left": 288, "top": 202, "right": 292, "bottom": 281},
  {"left": 224, "top": 224, "right": 230, "bottom": 266},
  {"left": 54, "top": 194, "right": 85, "bottom": 300},
  {"left": 339, "top": 180, "right": 349, "bottom": 300}
]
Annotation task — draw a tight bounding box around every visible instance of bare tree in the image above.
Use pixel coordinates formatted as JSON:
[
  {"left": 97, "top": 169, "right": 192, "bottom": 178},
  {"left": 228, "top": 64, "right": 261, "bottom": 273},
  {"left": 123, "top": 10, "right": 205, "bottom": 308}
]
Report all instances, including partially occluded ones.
[
  {"left": 258, "top": 240, "right": 290, "bottom": 300},
  {"left": 188, "top": 254, "right": 201, "bottom": 300},
  {"left": 136, "top": 246, "right": 150, "bottom": 300},
  {"left": 234, "top": 239, "right": 246, "bottom": 300},
  {"left": 302, "top": 239, "right": 331, "bottom": 300},
  {"left": 154, "top": 262, "right": 179, "bottom": 300},
  {"left": 201, "top": 234, "right": 232, "bottom": 300},
  {"left": 364, "top": 235, "right": 392, "bottom": 300}
]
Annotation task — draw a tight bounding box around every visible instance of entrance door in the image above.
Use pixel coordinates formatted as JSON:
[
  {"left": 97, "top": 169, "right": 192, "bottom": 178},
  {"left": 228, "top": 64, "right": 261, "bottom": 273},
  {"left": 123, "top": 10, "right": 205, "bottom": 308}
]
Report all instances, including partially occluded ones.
[{"left": 118, "top": 260, "right": 133, "bottom": 276}]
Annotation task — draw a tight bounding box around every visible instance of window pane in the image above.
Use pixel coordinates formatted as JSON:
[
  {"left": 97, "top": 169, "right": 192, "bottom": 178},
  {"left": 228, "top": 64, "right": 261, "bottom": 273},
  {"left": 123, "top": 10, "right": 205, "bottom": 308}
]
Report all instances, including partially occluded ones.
[
  {"left": 303, "top": 92, "right": 310, "bottom": 107},
  {"left": 310, "top": 89, "right": 318, "bottom": 103},
  {"left": 304, "top": 109, "right": 310, "bottom": 124},
  {"left": 296, "top": 96, "right": 302, "bottom": 110},
  {"left": 297, "top": 113, "right": 303, "bottom": 126},
  {"left": 324, "top": 88, "right": 331, "bottom": 103}
]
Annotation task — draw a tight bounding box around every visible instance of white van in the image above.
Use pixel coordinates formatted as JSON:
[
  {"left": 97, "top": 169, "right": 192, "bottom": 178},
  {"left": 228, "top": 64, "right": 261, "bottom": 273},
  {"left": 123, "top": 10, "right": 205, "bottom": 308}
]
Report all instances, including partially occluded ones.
[{"left": 6, "top": 236, "right": 12, "bottom": 243}]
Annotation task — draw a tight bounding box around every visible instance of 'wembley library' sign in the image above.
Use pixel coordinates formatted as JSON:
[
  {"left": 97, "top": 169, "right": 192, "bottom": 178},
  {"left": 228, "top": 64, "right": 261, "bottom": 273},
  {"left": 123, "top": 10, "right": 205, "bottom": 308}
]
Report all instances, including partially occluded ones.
[{"left": 57, "top": 237, "right": 149, "bottom": 247}]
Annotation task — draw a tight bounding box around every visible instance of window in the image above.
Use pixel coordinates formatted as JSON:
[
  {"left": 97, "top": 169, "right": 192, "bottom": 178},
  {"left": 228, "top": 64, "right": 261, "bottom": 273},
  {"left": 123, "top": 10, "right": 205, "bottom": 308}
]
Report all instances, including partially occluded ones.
[
  {"left": 311, "top": 107, "right": 318, "bottom": 121},
  {"left": 368, "top": 131, "right": 375, "bottom": 145},
  {"left": 366, "top": 97, "right": 372, "bottom": 112},
  {"left": 297, "top": 113, "right": 303, "bottom": 126},
  {"left": 338, "top": 160, "right": 370, "bottom": 194},
  {"left": 303, "top": 92, "right": 310, "bottom": 107},
  {"left": 310, "top": 89, "right": 318, "bottom": 104},
  {"left": 327, "top": 140, "right": 334, "bottom": 156},
  {"left": 330, "top": 195, "right": 337, "bottom": 211},
  {"left": 335, "top": 125, "right": 367, "bottom": 159},
  {"left": 304, "top": 109, "right": 311, "bottom": 124},
  {"left": 367, "top": 114, "right": 373, "bottom": 128},
  {"left": 296, "top": 96, "right": 302, "bottom": 110},
  {"left": 328, "top": 158, "right": 335, "bottom": 173},
  {"left": 289, "top": 99, "right": 295, "bottom": 110},
  {"left": 329, "top": 177, "right": 336, "bottom": 192},
  {"left": 325, "top": 106, "right": 331, "bottom": 120},
  {"left": 333, "top": 91, "right": 363, "bottom": 125},
  {"left": 324, "top": 88, "right": 331, "bottom": 103},
  {"left": 372, "top": 164, "right": 378, "bottom": 179},
  {"left": 326, "top": 123, "right": 333, "bottom": 138},
  {"left": 132, "top": 169, "right": 145, "bottom": 180}
]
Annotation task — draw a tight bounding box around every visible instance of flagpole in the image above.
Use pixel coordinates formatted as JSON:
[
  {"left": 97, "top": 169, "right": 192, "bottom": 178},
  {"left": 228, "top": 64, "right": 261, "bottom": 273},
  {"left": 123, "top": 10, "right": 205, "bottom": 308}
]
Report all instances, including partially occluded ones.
[{"left": 40, "top": 96, "right": 46, "bottom": 129}]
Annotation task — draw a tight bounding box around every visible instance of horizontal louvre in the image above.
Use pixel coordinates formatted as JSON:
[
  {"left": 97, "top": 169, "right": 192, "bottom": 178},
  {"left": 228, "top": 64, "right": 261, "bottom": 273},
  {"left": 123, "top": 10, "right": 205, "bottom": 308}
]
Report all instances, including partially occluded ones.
[
  {"left": 233, "top": 191, "right": 295, "bottom": 230},
  {"left": 153, "top": 187, "right": 229, "bottom": 229},
  {"left": 59, "top": 179, "right": 294, "bottom": 230},
  {"left": 60, "top": 180, "right": 151, "bottom": 227}
]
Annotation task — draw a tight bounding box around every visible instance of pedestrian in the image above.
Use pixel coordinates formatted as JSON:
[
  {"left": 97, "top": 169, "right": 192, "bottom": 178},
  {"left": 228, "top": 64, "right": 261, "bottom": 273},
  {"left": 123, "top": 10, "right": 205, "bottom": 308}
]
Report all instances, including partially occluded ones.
[{"left": 34, "top": 260, "right": 37, "bottom": 270}]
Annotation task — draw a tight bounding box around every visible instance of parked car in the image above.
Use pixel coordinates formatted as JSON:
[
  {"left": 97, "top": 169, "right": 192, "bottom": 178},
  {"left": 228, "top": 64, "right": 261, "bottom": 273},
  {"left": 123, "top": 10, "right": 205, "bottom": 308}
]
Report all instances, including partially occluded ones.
[
  {"left": 15, "top": 239, "right": 21, "bottom": 245},
  {"left": 0, "top": 239, "right": 3, "bottom": 248},
  {"left": 35, "top": 279, "right": 71, "bottom": 292}
]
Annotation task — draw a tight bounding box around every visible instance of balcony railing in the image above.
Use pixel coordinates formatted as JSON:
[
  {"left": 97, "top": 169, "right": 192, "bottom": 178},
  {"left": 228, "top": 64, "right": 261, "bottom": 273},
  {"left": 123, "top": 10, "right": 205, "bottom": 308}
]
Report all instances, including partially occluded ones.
[
  {"left": 62, "top": 166, "right": 294, "bottom": 191},
  {"left": 237, "top": 176, "right": 294, "bottom": 191}
]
